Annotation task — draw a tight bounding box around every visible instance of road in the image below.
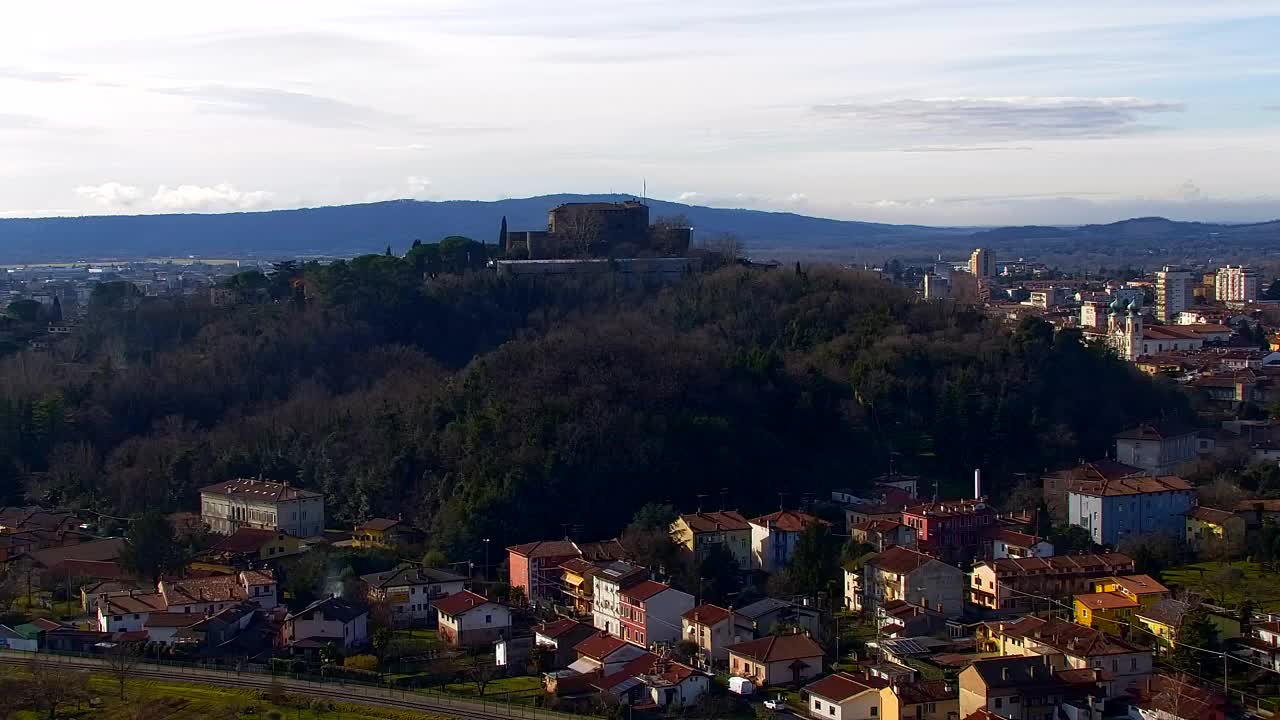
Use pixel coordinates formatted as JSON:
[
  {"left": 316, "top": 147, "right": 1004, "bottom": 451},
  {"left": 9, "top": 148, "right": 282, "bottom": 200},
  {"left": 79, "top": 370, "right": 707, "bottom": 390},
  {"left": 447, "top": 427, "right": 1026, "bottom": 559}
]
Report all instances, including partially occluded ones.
[{"left": 0, "top": 649, "right": 572, "bottom": 720}]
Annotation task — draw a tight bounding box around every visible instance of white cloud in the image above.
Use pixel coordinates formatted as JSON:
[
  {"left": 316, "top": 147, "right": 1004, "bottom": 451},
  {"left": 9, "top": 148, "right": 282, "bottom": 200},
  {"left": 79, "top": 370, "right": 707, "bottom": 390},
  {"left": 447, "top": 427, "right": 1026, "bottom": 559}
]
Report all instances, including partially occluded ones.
[
  {"left": 365, "top": 176, "right": 435, "bottom": 203},
  {"left": 150, "top": 183, "right": 274, "bottom": 212},
  {"left": 75, "top": 182, "right": 144, "bottom": 207}
]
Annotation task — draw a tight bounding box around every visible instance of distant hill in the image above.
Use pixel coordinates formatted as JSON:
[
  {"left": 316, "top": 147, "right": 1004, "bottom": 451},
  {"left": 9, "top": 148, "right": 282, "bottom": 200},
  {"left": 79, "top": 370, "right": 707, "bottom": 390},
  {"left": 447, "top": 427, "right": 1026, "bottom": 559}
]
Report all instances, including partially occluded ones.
[{"left": 0, "top": 195, "right": 1276, "bottom": 266}]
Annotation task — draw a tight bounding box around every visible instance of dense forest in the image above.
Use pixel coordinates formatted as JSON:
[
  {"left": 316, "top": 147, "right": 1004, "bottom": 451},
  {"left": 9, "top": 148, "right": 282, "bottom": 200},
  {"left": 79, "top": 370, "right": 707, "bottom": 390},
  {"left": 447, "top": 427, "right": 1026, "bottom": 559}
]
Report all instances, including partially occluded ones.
[{"left": 0, "top": 255, "right": 1190, "bottom": 564}]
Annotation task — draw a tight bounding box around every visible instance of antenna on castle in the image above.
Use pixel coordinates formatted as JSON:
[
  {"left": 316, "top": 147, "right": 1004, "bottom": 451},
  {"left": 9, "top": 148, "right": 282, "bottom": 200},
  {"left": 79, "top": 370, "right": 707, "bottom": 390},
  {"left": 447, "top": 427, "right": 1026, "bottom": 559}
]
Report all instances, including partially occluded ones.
[
  {"left": 642, "top": 179, "right": 647, "bottom": 206},
  {"left": 696, "top": 494, "right": 707, "bottom": 513}
]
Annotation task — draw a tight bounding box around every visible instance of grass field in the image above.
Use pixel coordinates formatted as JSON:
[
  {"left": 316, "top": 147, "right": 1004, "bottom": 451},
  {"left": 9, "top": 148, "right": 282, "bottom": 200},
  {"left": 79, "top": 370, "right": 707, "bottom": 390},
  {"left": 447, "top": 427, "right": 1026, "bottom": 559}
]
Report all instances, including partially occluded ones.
[
  {"left": 2, "top": 672, "right": 453, "bottom": 720},
  {"left": 1162, "top": 560, "right": 1280, "bottom": 611},
  {"left": 439, "top": 675, "right": 542, "bottom": 697}
]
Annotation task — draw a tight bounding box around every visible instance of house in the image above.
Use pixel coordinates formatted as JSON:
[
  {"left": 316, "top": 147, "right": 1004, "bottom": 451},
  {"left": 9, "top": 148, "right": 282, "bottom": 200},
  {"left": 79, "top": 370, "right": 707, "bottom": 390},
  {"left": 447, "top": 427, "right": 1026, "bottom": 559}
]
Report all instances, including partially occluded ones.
[
  {"left": 558, "top": 558, "right": 599, "bottom": 616},
  {"left": 44, "top": 628, "right": 112, "bottom": 653},
  {"left": 863, "top": 547, "right": 965, "bottom": 619},
  {"left": 901, "top": 500, "right": 998, "bottom": 563},
  {"left": 619, "top": 580, "right": 694, "bottom": 647},
  {"left": 282, "top": 596, "right": 368, "bottom": 651},
  {"left": 361, "top": 564, "right": 466, "bottom": 626},
  {"left": 727, "top": 633, "right": 825, "bottom": 687},
  {"left": 682, "top": 603, "right": 738, "bottom": 668},
  {"left": 959, "top": 656, "right": 1074, "bottom": 720},
  {"left": 591, "top": 655, "right": 709, "bottom": 710},
  {"left": 1067, "top": 475, "right": 1195, "bottom": 546},
  {"left": 206, "top": 527, "right": 302, "bottom": 565},
  {"left": 352, "top": 517, "right": 424, "bottom": 550},
  {"left": 1074, "top": 575, "right": 1167, "bottom": 637},
  {"left": 507, "top": 539, "right": 581, "bottom": 604},
  {"left": 18, "top": 537, "right": 126, "bottom": 588},
  {"left": 733, "top": 597, "right": 822, "bottom": 638},
  {"left": 571, "top": 631, "right": 651, "bottom": 676},
  {"left": 97, "top": 591, "right": 168, "bottom": 633},
  {"left": 1238, "top": 620, "right": 1280, "bottom": 671},
  {"left": 984, "top": 529, "right": 1053, "bottom": 560},
  {"left": 1134, "top": 599, "right": 1241, "bottom": 653},
  {"left": 591, "top": 560, "right": 647, "bottom": 637},
  {"left": 1043, "top": 461, "right": 1145, "bottom": 523},
  {"left": 750, "top": 510, "right": 831, "bottom": 573},
  {"left": 159, "top": 570, "right": 279, "bottom": 614},
  {"left": 969, "top": 553, "right": 1135, "bottom": 611},
  {"left": 433, "top": 590, "right": 511, "bottom": 649},
  {"left": 1184, "top": 506, "right": 1246, "bottom": 551},
  {"left": 851, "top": 520, "right": 917, "bottom": 552},
  {"left": 534, "top": 618, "right": 599, "bottom": 670},
  {"left": 980, "top": 616, "right": 1152, "bottom": 692},
  {"left": 670, "top": 511, "right": 753, "bottom": 570},
  {"left": 1128, "top": 674, "right": 1227, "bottom": 720},
  {"left": 803, "top": 671, "right": 887, "bottom": 720},
  {"left": 880, "top": 680, "right": 960, "bottom": 720},
  {"left": 200, "top": 478, "right": 325, "bottom": 537},
  {"left": 1114, "top": 423, "right": 1199, "bottom": 476}
]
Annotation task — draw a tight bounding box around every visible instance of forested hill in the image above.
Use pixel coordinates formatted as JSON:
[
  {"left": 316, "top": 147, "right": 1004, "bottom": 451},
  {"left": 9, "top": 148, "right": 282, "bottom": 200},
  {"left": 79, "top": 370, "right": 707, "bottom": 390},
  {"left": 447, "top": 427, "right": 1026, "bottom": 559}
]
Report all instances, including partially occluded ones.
[{"left": 0, "top": 257, "right": 1189, "bottom": 561}]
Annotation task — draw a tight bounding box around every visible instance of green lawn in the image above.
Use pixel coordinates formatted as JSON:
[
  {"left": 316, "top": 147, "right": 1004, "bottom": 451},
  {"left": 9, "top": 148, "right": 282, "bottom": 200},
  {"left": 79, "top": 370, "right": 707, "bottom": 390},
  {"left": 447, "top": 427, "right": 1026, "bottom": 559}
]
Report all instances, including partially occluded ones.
[
  {"left": 440, "top": 675, "right": 543, "bottom": 697},
  {"left": 1162, "top": 561, "right": 1280, "bottom": 611}
]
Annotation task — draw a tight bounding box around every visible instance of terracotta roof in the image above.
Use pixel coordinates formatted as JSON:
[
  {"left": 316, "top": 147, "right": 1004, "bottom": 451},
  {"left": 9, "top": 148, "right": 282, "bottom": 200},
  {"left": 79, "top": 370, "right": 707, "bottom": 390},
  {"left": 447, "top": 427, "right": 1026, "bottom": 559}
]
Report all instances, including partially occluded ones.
[
  {"left": 621, "top": 580, "right": 671, "bottom": 602},
  {"left": 902, "top": 500, "right": 994, "bottom": 519},
  {"left": 54, "top": 559, "right": 129, "bottom": 580},
  {"left": 575, "top": 632, "right": 630, "bottom": 660},
  {"left": 558, "top": 558, "right": 599, "bottom": 577},
  {"left": 895, "top": 680, "right": 959, "bottom": 704},
  {"left": 593, "top": 653, "right": 660, "bottom": 690},
  {"left": 984, "top": 528, "right": 1046, "bottom": 547},
  {"left": 27, "top": 538, "right": 126, "bottom": 569},
  {"left": 994, "top": 616, "right": 1142, "bottom": 657},
  {"left": 144, "top": 612, "right": 199, "bottom": 628},
  {"left": 355, "top": 517, "right": 400, "bottom": 532},
  {"left": 1130, "top": 674, "right": 1226, "bottom": 719},
  {"left": 360, "top": 564, "right": 466, "bottom": 589},
  {"left": 535, "top": 618, "right": 594, "bottom": 640},
  {"left": 432, "top": 590, "right": 498, "bottom": 617},
  {"left": 750, "top": 510, "right": 829, "bottom": 533},
  {"left": 1109, "top": 574, "right": 1168, "bottom": 596},
  {"left": 289, "top": 596, "right": 365, "bottom": 624},
  {"left": 1068, "top": 475, "right": 1193, "bottom": 497},
  {"left": 867, "top": 546, "right": 940, "bottom": 575},
  {"left": 682, "top": 604, "right": 732, "bottom": 627},
  {"left": 1115, "top": 422, "right": 1197, "bottom": 441},
  {"left": 1076, "top": 592, "right": 1139, "bottom": 610},
  {"left": 1136, "top": 598, "right": 1189, "bottom": 628},
  {"left": 678, "top": 511, "right": 750, "bottom": 533},
  {"left": 1047, "top": 460, "right": 1147, "bottom": 484},
  {"left": 985, "top": 552, "right": 1134, "bottom": 575},
  {"left": 852, "top": 519, "right": 908, "bottom": 534},
  {"left": 727, "top": 634, "right": 823, "bottom": 663},
  {"left": 102, "top": 592, "right": 167, "bottom": 615},
  {"left": 1186, "top": 506, "right": 1235, "bottom": 525},
  {"left": 968, "top": 655, "right": 1064, "bottom": 689},
  {"left": 210, "top": 528, "right": 285, "bottom": 555},
  {"left": 200, "top": 479, "right": 321, "bottom": 501},
  {"left": 804, "top": 672, "right": 885, "bottom": 702},
  {"left": 578, "top": 538, "right": 631, "bottom": 562},
  {"left": 505, "top": 540, "right": 580, "bottom": 559}
]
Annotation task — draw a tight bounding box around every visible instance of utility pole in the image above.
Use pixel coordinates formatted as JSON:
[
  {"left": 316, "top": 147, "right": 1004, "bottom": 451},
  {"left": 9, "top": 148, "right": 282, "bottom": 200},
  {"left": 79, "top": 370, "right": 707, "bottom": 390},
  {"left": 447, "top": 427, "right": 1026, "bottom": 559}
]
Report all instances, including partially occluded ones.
[{"left": 483, "top": 538, "right": 490, "bottom": 583}]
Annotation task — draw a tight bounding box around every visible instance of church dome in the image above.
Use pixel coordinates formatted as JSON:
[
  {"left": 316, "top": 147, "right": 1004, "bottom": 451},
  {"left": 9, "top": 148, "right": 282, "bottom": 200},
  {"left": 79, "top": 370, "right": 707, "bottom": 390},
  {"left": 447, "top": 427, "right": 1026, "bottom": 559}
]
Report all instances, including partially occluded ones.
[{"left": 1110, "top": 298, "right": 1124, "bottom": 313}]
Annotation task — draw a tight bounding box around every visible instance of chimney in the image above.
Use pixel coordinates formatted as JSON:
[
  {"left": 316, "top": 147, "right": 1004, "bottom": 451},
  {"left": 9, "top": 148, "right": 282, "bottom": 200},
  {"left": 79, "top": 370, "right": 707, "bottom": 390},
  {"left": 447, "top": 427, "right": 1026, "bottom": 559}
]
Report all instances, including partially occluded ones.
[
  {"left": 1001, "top": 667, "right": 1009, "bottom": 681},
  {"left": 974, "top": 469, "right": 982, "bottom": 500}
]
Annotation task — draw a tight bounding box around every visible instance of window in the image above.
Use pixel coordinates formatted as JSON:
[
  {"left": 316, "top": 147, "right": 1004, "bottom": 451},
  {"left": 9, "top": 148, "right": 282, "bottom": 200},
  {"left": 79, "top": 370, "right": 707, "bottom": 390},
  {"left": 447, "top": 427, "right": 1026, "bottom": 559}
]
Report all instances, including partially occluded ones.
[
  {"left": 133, "top": 614, "right": 140, "bottom": 619},
  {"left": 1010, "top": 697, "right": 1020, "bottom": 704},
  {"left": 113, "top": 615, "right": 122, "bottom": 622},
  {"left": 871, "top": 707, "right": 878, "bottom": 716},
  {"left": 1111, "top": 659, "right": 1118, "bottom": 672},
  {"left": 485, "top": 614, "right": 492, "bottom": 624},
  {"left": 1130, "top": 657, "right": 1138, "bottom": 671},
  {"left": 995, "top": 699, "right": 1003, "bottom": 709},
  {"left": 830, "top": 707, "right": 836, "bottom": 717},
  {"left": 814, "top": 700, "right": 822, "bottom": 710}
]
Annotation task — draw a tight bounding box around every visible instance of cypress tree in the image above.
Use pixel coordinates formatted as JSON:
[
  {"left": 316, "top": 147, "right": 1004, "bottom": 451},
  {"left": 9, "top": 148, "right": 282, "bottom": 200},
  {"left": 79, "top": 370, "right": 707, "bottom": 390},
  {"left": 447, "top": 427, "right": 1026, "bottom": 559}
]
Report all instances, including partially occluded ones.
[{"left": 498, "top": 216, "right": 508, "bottom": 253}]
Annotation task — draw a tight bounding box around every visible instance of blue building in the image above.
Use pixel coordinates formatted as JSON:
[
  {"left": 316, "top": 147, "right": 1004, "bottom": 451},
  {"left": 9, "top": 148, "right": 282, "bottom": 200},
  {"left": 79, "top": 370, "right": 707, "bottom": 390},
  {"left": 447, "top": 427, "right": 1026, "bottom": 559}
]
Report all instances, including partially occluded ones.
[{"left": 1067, "top": 475, "right": 1195, "bottom": 546}]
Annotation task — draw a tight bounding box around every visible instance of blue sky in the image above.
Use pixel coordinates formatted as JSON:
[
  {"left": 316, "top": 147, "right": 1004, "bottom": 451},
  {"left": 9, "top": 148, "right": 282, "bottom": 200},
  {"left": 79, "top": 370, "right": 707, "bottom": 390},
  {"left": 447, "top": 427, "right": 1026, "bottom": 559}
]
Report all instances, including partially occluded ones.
[{"left": 1, "top": 0, "right": 1278, "bottom": 225}]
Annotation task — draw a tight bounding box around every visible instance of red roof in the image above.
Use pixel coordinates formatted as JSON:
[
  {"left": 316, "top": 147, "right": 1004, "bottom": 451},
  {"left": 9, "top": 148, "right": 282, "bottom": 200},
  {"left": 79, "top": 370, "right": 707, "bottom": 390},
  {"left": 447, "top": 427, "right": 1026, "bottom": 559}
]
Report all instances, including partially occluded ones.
[
  {"left": 678, "top": 511, "right": 750, "bottom": 533},
  {"left": 593, "top": 653, "right": 660, "bottom": 690},
  {"left": 535, "top": 618, "right": 593, "bottom": 640},
  {"left": 622, "top": 580, "right": 671, "bottom": 602},
  {"left": 983, "top": 528, "right": 1045, "bottom": 548},
  {"left": 682, "top": 604, "right": 732, "bottom": 626},
  {"left": 750, "top": 510, "right": 829, "bottom": 532},
  {"left": 727, "top": 634, "right": 823, "bottom": 663},
  {"left": 506, "top": 540, "right": 580, "bottom": 559},
  {"left": 804, "top": 672, "right": 886, "bottom": 701},
  {"left": 1069, "top": 475, "right": 1193, "bottom": 497},
  {"left": 575, "top": 632, "right": 630, "bottom": 660},
  {"left": 867, "top": 546, "right": 939, "bottom": 575},
  {"left": 432, "top": 590, "right": 498, "bottom": 617},
  {"left": 210, "top": 527, "right": 284, "bottom": 555}
]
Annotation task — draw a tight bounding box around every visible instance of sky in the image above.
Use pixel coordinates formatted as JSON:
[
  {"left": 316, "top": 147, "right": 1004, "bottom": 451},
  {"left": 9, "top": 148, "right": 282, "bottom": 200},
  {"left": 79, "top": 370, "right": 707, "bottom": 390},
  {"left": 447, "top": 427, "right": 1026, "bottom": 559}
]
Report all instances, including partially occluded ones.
[{"left": 2, "top": 0, "right": 1279, "bottom": 226}]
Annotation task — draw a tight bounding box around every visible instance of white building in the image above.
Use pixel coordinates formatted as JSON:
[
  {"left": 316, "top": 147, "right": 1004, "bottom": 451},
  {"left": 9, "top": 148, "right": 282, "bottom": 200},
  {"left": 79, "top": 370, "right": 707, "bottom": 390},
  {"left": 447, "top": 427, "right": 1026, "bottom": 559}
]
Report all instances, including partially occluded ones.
[
  {"left": 618, "top": 580, "right": 695, "bottom": 647},
  {"left": 1114, "top": 423, "right": 1198, "bottom": 476},
  {"left": 433, "top": 590, "right": 512, "bottom": 649},
  {"left": 97, "top": 570, "right": 278, "bottom": 634},
  {"left": 1216, "top": 265, "right": 1260, "bottom": 303},
  {"left": 591, "top": 561, "right": 646, "bottom": 637},
  {"left": 750, "top": 510, "right": 828, "bottom": 573},
  {"left": 200, "top": 478, "right": 325, "bottom": 537},
  {"left": 283, "top": 596, "right": 368, "bottom": 650},
  {"left": 361, "top": 565, "right": 466, "bottom": 626},
  {"left": 1155, "top": 267, "right": 1192, "bottom": 323}
]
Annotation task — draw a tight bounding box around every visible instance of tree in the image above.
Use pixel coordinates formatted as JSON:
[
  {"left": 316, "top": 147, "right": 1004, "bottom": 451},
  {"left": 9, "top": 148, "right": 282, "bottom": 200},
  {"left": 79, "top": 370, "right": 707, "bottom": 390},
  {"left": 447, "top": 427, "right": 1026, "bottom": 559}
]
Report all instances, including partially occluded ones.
[
  {"left": 319, "top": 641, "right": 343, "bottom": 665},
  {"left": 5, "top": 300, "right": 42, "bottom": 323},
  {"left": 22, "top": 659, "right": 90, "bottom": 720},
  {"left": 498, "top": 216, "right": 508, "bottom": 253},
  {"left": 785, "top": 522, "right": 839, "bottom": 597},
  {"left": 467, "top": 650, "right": 496, "bottom": 695},
  {"left": 1265, "top": 278, "right": 1280, "bottom": 302},
  {"left": 1171, "top": 605, "right": 1218, "bottom": 675},
  {"left": 1117, "top": 532, "right": 1180, "bottom": 576},
  {"left": 118, "top": 511, "right": 184, "bottom": 583},
  {"left": 107, "top": 640, "right": 143, "bottom": 699},
  {"left": 686, "top": 543, "right": 741, "bottom": 606},
  {"left": 628, "top": 502, "right": 676, "bottom": 531},
  {"left": 371, "top": 627, "right": 393, "bottom": 659},
  {"left": 529, "top": 642, "right": 551, "bottom": 674},
  {"left": 1048, "top": 525, "right": 1097, "bottom": 555},
  {"left": 421, "top": 548, "right": 448, "bottom": 568},
  {"left": 674, "top": 639, "right": 700, "bottom": 664}
]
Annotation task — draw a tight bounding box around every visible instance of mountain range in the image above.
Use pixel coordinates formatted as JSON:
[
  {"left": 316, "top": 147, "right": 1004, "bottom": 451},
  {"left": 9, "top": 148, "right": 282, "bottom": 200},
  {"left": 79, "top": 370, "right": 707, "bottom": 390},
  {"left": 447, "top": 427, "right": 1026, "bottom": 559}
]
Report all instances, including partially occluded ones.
[{"left": 0, "top": 194, "right": 1277, "bottom": 268}]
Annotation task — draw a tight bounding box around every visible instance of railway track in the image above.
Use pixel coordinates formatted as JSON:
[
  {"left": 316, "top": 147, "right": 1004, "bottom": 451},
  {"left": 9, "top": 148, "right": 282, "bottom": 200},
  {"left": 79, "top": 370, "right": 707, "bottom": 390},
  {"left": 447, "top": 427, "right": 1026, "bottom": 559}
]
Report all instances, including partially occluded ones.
[{"left": 0, "top": 652, "right": 558, "bottom": 720}]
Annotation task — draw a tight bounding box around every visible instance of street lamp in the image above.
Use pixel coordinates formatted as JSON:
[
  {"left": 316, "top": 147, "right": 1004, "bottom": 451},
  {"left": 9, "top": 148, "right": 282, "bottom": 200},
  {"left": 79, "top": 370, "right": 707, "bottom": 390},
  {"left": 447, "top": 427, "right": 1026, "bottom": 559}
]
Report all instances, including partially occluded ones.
[{"left": 483, "top": 538, "right": 491, "bottom": 582}]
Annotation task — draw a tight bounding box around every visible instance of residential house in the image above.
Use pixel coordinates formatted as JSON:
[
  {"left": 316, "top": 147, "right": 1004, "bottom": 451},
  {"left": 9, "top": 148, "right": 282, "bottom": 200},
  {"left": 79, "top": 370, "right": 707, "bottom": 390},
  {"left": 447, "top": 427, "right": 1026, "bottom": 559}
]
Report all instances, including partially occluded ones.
[
  {"left": 750, "top": 510, "right": 831, "bottom": 573},
  {"left": 958, "top": 656, "right": 1075, "bottom": 720},
  {"left": 901, "top": 500, "right": 998, "bottom": 563},
  {"left": 1128, "top": 674, "right": 1227, "bottom": 720},
  {"left": 361, "top": 564, "right": 466, "bottom": 626},
  {"left": 591, "top": 655, "right": 709, "bottom": 710},
  {"left": 1184, "top": 507, "right": 1246, "bottom": 551},
  {"left": 803, "top": 671, "right": 887, "bottom": 720},
  {"left": 863, "top": 547, "right": 965, "bottom": 619},
  {"left": 880, "top": 680, "right": 960, "bottom": 720},
  {"left": 733, "top": 597, "right": 822, "bottom": 638},
  {"left": 670, "top": 511, "right": 752, "bottom": 570},
  {"left": 1074, "top": 592, "right": 1138, "bottom": 636},
  {"left": 619, "top": 579, "right": 694, "bottom": 647},
  {"left": 844, "top": 562, "right": 862, "bottom": 612},
  {"left": 282, "top": 596, "right": 368, "bottom": 652},
  {"left": 681, "top": 603, "right": 737, "bottom": 667},
  {"left": 1238, "top": 620, "right": 1280, "bottom": 671},
  {"left": 969, "top": 553, "right": 1136, "bottom": 611},
  {"left": 1042, "top": 461, "right": 1145, "bottom": 523},
  {"left": 851, "top": 520, "right": 917, "bottom": 552},
  {"left": 1067, "top": 475, "right": 1195, "bottom": 546},
  {"left": 97, "top": 591, "right": 169, "bottom": 633},
  {"left": 433, "top": 590, "right": 511, "bottom": 649},
  {"left": 18, "top": 537, "right": 126, "bottom": 588},
  {"left": 558, "top": 558, "right": 598, "bottom": 616},
  {"left": 980, "top": 616, "right": 1153, "bottom": 693},
  {"left": 1134, "top": 599, "right": 1241, "bottom": 653},
  {"left": 727, "top": 633, "right": 825, "bottom": 687},
  {"left": 985, "top": 529, "right": 1053, "bottom": 560},
  {"left": 507, "top": 539, "right": 581, "bottom": 604},
  {"left": 534, "top": 618, "right": 599, "bottom": 670},
  {"left": 352, "top": 517, "right": 424, "bottom": 550},
  {"left": 206, "top": 527, "right": 302, "bottom": 566},
  {"left": 159, "top": 570, "right": 279, "bottom": 614},
  {"left": 200, "top": 478, "right": 325, "bottom": 537},
  {"left": 1114, "top": 423, "right": 1198, "bottom": 476},
  {"left": 591, "top": 560, "right": 647, "bottom": 637},
  {"left": 846, "top": 503, "right": 912, "bottom": 535},
  {"left": 570, "top": 632, "right": 651, "bottom": 676}
]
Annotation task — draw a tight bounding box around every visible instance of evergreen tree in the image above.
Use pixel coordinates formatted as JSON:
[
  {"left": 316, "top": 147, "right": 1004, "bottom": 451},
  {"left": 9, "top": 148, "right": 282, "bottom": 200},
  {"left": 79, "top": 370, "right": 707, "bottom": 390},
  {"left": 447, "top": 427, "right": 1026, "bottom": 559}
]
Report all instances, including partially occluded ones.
[
  {"left": 786, "top": 522, "right": 838, "bottom": 597},
  {"left": 119, "top": 511, "right": 184, "bottom": 583},
  {"left": 1171, "top": 605, "right": 1218, "bottom": 675},
  {"left": 498, "top": 216, "right": 508, "bottom": 253}
]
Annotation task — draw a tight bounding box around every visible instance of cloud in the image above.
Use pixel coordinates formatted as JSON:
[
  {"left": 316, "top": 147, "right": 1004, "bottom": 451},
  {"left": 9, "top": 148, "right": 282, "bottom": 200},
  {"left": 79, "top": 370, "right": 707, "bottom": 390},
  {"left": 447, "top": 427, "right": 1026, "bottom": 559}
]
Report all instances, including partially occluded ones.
[
  {"left": 1266, "top": 105, "right": 1280, "bottom": 111},
  {"left": 150, "top": 184, "right": 274, "bottom": 212},
  {"left": 895, "top": 145, "right": 1035, "bottom": 153},
  {"left": 812, "top": 96, "right": 1184, "bottom": 140},
  {"left": 0, "top": 66, "right": 79, "bottom": 83},
  {"left": 76, "top": 182, "right": 144, "bottom": 208},
  {"left": 156, "top": 84, "right": 403, "bottom": 130},
  {"left": 675, "top": 191, "right": 810, "bottom": 209},
  {"left": 375, "top": 143, "right": 429, "bottom": 151},
  {"left": 365, "top": 176, "right": 435, "bottom": 203},
  {"left": 0, "top": 113, "right": 56, "bottom": 131}
]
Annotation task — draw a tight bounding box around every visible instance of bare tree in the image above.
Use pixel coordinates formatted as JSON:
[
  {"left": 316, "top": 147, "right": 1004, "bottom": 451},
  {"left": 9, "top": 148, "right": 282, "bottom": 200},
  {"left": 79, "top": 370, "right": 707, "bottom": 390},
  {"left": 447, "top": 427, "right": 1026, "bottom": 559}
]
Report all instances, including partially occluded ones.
[
  {"left": 555, "top": 207, "right": 606, "bottom": 257},
  {"left": 124, "top": 681, "right": 165, "bottom": 720},
  {"left": 467, "top": 651, "right": 497, "bottom": 696},
  {"left": 107, "top": 640, "right": 143, "bottom": 699},
  {"left": 23, "top": 658, "right": 91, "bottom": 720}
]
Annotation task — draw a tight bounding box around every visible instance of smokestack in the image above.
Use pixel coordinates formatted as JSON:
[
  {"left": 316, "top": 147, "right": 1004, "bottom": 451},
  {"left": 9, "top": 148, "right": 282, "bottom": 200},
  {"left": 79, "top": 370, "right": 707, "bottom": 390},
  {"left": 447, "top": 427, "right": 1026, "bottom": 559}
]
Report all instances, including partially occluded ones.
[{"left": 975, "top": 469, "right": 982, "bottom": 500}]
